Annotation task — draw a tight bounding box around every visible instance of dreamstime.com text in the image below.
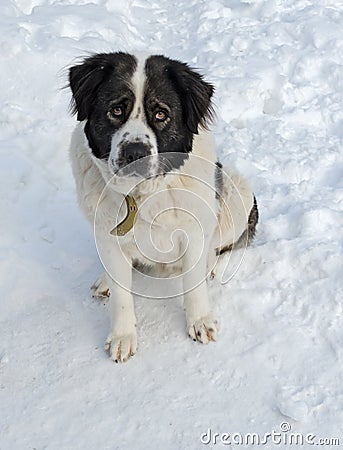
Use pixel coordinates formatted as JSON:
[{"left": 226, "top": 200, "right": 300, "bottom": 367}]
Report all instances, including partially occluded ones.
[{"left": 200, "top": 423, "right": 340, "bottom": 446}]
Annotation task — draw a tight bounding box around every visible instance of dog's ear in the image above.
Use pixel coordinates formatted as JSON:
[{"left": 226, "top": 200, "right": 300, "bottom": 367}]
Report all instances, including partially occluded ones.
[
  {"left": 69, "top": 54, "right": 115, "bottom": 121},
  {"left": 168, "top": 62, "right": 215, "bottom": 134}
]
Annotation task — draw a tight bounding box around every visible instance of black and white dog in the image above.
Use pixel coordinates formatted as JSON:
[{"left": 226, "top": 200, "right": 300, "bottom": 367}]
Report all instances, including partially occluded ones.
[{"left": 68, "top": 52, "right": 258, "bottom": 362}]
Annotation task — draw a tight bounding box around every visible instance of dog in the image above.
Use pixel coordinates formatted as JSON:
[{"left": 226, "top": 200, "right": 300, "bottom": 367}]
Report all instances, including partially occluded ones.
[{"left": 68, "top": 52, "right": 258, "bottom": 362}]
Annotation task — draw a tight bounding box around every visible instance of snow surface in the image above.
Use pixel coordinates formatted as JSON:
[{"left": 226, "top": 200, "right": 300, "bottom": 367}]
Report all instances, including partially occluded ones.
[{"left": 1, "top": 0, "right": 342, "bottom": 449}]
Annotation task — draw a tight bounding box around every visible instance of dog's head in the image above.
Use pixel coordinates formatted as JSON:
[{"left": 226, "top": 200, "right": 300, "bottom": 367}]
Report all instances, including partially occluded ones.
[{"left": 69, "top": 52, "right": 214, "bottom": 177}]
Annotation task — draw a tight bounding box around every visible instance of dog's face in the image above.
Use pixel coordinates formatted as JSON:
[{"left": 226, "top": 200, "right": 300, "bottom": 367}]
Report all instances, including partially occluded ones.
[{"left": 69, "top": 52, "right": 214, "bottom": 177}]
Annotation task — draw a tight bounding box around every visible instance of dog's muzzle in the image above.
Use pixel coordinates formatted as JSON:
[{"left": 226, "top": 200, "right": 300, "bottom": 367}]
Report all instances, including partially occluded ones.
[
  {"left": 114, "top": 141, "right": 154, "bottom": 177},
  {"left": 122, "top": 142, "right": 151, "bottom": 164}
]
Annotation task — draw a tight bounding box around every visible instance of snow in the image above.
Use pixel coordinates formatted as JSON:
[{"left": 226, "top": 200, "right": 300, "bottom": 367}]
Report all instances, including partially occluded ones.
[{"left": 1, "top": 0, "right": 342, "bottom": 449}]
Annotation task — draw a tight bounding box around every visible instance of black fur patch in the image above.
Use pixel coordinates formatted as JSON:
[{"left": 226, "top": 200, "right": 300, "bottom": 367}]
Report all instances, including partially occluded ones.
[
  {"left": 215, "top": 161, "right": 223, "bottom": 200},
  {"left": 69, "top": 53, "right": 137, "bottom": 119},
  {"left": 69, "top": 52, "right": 137, "bottom": 159},
  {"left": 144, "top": 55, "right": 214, "bottom": 170}
]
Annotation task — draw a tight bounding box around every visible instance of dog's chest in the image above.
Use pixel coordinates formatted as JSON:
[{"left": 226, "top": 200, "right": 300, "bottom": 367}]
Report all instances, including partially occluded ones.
[
  {"left": 97, "top": 172, "right": 218, "bottom": 267},
  {"left": 122, "top": 189, "right": 198, "bottom": 264}
]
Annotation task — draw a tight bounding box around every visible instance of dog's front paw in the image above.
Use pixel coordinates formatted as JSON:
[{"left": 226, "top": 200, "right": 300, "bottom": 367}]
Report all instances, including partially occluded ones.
[
  {"left": 188, "top": 315, "right": 219, "bottom": 344},
  {"left": 105, "top": 331, "right": 137, "bottom": 363}
]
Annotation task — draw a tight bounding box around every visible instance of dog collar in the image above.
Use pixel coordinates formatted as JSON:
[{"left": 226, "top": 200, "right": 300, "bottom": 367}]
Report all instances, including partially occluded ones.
[{"left": 110, "top": 195, "right": 138, "bottom": 236}]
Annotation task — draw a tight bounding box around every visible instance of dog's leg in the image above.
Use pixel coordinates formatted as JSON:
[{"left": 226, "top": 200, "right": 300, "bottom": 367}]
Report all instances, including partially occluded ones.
[
  {"left": 182, "top": 233, "right": 219, "bottom": 344},
  {"left": 105, "top": 261, "right": 137, "bottom": 362},
  {"left": 97, "top": 234, "right": 137, "bottom": 363},
  {"left": 105, "top": 273, "right": 137, "bottom": 363}
]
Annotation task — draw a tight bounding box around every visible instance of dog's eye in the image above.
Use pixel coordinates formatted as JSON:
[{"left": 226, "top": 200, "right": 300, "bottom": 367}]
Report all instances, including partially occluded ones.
[
  {"left": 110, "top": 105, "right": 124, "bottom": 118},
  {"left": 155, "top": 110, "right": 168, "bottom": 122}
]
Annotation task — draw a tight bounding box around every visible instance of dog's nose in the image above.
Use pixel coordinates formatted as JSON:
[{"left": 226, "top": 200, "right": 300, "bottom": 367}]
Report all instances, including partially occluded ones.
[{"left": 123, "top": 142, "right": 150, "bottom": 163}]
